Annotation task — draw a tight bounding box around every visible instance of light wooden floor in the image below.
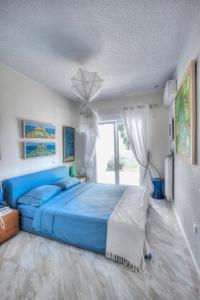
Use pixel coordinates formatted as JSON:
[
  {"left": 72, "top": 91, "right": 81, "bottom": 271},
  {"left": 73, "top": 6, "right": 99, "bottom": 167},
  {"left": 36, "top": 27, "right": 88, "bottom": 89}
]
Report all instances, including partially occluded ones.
[{"left": 0, "top": 199, "right": 199, "bottom": 300}]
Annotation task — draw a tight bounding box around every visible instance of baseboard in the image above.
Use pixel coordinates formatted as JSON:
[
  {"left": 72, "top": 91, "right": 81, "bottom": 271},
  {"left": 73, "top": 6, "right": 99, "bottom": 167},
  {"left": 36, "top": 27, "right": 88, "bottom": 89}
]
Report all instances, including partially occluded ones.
[{"left": 172, "top": 205, "right": 200, "bottom": 279}]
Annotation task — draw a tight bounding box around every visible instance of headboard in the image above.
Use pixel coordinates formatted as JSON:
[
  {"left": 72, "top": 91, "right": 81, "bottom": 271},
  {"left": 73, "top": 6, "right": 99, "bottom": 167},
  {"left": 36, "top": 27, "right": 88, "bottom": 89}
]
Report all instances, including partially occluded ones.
[{"left": 2, "top": 166, "right": 69, "bottom": 208}]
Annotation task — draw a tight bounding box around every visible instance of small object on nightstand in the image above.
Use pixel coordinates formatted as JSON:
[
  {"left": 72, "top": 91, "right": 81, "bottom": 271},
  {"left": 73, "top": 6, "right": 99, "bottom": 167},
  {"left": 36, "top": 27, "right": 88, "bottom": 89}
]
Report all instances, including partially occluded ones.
[
  {"left": 77, "top": 176, "right": 87, "bottom": 183},
  {"left": 0, "top": 209, "right": 19, "bottom": 244},
  {"left": 69, "top": 165, "right": 77, "bottom": 177}
]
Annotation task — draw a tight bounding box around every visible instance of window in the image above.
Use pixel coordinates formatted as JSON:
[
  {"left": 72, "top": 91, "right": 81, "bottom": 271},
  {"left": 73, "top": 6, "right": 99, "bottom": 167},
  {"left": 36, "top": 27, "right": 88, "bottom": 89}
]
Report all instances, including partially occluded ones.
[{"left": 96, "top": 122, "right": 139, "bottom": 185}]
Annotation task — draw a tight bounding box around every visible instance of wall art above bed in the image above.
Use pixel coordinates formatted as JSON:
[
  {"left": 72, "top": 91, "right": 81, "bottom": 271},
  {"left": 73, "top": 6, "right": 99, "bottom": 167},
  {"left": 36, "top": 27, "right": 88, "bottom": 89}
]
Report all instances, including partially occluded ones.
[
  {"left": 63, "top": 126, "right": 75, "bottom": 162},
  {"left": 175, "top": 60, "right": 196, "bottom": 164},
  {"left": 24, "top": 142, "right": 56, "bottom": 159},
  {"left": 23, "top": 120, "right": 56, "bottom": 139}
]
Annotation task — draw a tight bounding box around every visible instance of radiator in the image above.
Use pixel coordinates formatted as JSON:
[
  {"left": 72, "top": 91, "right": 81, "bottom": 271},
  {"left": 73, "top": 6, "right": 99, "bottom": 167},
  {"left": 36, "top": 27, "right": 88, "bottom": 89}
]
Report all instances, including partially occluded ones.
[{"left": 164, "top": 156, "right": 173, "bottom": 201}]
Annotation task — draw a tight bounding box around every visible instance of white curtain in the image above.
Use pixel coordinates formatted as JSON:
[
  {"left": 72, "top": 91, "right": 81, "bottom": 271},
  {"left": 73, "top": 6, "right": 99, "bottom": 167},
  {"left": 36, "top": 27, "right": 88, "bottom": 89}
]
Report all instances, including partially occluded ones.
[
  {"left": 123, "top": 105, "right": 159, "bottom": 190},
  {"left": 77, "top": 103, "right": 99, "bottom": 181}
]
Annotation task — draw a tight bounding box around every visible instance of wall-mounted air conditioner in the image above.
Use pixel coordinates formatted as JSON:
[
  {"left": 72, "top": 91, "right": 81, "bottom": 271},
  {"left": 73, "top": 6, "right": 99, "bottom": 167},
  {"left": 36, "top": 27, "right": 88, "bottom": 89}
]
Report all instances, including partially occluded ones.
[{"left": 163, "top": 80, "right": 176, "bottom": 107}]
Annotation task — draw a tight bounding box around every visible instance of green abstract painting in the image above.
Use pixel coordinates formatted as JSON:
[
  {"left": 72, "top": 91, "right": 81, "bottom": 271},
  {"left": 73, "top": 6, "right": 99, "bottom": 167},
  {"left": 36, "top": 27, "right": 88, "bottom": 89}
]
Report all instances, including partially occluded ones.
[
  {"left": 175, "top": 60, "right": 196, "bottom": 164},
  {"left": 175, "top": 75, "right": 191, "bottom": 157}
]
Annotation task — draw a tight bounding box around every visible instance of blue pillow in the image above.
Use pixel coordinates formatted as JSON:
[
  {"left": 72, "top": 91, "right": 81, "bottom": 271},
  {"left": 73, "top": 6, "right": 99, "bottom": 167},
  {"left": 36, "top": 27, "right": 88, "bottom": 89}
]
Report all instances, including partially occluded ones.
[
  {"left": 18, "top": 185, "right": 62, "bottom": 207},
  {"left": 54, "top": 177, "right": 81, "bottom": 190}
]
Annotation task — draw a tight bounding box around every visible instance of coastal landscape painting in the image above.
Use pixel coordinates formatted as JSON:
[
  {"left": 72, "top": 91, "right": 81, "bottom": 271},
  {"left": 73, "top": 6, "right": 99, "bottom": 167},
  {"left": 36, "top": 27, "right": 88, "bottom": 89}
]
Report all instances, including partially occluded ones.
[
  {"left": 175, "top": 60, "right": 196, "bottom": 164},
  {"left": 23, "top": 120, "right": 56, "bottom": 139},
  {"left": 24, "top": 142, "right": 56, "bottom": 158},
  {"left": 63, "top": 127, "right": 75, "bottom": 162}
]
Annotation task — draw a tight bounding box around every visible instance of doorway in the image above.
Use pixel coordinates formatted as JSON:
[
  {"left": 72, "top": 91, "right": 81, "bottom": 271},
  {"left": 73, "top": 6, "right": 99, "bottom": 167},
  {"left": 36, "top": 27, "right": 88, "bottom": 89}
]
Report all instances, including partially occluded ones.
[{"left": 96, "top": 122, "right": 139, "bottom": 185}]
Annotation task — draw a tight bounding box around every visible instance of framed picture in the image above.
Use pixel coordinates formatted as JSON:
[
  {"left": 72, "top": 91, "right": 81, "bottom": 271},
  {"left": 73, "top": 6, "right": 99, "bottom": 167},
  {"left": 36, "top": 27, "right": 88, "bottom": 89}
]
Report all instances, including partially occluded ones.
[
  {"left": 24, "top": 142, "right": 56, "bottom": 159},
  {"left": 23, "top": 120, "right": 56, "bottom": 139},
  {"left": 175, "top": 60, "right": 196, "bottom": 164},
  {"left": 63, "top": 127, "right": 75, "bottom": 162}
]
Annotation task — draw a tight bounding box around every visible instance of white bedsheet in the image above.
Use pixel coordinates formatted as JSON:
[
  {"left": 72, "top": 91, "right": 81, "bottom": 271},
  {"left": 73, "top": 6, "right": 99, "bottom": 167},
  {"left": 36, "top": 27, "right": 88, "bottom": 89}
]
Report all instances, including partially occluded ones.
[{"left": 106, "top": 186, "right": 150, "bottom": 272}]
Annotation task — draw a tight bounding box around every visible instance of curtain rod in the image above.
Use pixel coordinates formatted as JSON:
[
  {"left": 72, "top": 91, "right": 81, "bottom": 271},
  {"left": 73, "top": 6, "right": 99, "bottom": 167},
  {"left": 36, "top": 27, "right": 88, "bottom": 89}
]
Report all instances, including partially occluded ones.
[{"left": 97, "top": 103, "right": 159, "bottom": 113}]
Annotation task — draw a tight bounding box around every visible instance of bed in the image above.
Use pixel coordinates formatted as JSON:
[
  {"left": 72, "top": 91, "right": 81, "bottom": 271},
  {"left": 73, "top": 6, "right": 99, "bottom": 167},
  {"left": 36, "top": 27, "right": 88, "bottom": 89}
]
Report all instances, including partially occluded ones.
[
  {"left": 2, "top": 166, "right": 150, "bottom": 271},
  {"left": 2, "top": 167, "right": 126, "bottom": 253}
]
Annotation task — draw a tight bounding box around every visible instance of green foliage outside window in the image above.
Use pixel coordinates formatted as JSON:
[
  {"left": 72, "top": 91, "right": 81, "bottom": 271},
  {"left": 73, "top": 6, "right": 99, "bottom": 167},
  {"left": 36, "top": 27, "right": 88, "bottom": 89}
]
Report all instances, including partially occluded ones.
[{"left": 118, "top": 124, "right": 129, "bottom": 150}]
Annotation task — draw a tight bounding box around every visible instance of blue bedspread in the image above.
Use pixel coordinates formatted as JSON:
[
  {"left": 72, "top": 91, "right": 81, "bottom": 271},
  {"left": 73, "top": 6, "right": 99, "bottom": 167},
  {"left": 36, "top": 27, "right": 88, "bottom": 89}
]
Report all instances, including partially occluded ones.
[
  {"left": 32, "top": 183, "right": 127, "bottom": 253},
  {"left": 18, "top": 204, "right": 37, "bottom": 219}
]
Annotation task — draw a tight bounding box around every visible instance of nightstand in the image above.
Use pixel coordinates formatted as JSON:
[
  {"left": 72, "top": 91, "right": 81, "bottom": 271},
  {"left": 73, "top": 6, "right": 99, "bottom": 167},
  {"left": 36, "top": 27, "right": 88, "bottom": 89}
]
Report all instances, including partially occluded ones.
[
  {"left": 78, "top": 176, "right": 87, "bottom": 183},
  {"left": 0, "top": 209, "right": 19, "bottom": 244}
]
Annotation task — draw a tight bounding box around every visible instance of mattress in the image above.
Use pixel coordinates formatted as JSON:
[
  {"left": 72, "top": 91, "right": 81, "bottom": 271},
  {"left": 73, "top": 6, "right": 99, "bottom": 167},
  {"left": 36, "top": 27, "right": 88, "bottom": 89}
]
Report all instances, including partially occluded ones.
[
  {"left": 30, "top": 183, "right": 127, "bottom": 254},
  {"left": 20, "top": 216, "right": 107, "bottom": 254},
  {"left": 18, "top": 204, "right": 37, "bottom": 219}
]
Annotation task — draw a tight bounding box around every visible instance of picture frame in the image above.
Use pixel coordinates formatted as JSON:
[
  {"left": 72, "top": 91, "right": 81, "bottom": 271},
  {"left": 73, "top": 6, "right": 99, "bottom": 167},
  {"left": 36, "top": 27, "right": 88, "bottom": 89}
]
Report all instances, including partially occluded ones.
[
  {"left": 63, "top": 126, "right": 75, "bottom": 163},
  {"left": 23, "top": 120, "right": 56, "bottom": 139},
  {"left": 24, "top": 142, "right": 56, "bottom": 159},
  {"left": 175, "top": 60, "right": 196, "bottom": 164}
]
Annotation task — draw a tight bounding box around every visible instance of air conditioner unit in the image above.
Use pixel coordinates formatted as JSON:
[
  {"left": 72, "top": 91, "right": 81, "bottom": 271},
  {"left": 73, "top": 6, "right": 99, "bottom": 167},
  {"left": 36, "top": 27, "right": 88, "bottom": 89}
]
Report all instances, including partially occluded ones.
[{"left": 163, "top": 80, "right": 176, "bottom": 107}]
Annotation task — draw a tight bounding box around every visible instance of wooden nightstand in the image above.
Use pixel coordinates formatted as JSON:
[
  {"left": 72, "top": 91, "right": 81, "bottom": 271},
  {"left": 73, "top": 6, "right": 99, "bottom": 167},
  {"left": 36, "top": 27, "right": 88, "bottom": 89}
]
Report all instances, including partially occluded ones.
[
  {"left": 78, "top": 176, "right": 87, "bottom": 183},
  {"left": 0, "top": 209, "right": 19, "bottom": 244}
]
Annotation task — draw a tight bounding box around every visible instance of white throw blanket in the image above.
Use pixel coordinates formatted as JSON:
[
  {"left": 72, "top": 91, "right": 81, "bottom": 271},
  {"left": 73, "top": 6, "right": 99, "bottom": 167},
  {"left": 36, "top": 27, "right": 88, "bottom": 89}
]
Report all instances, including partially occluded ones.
[{"left": 106, "top": 186, "right": 150, "bottom": 273}]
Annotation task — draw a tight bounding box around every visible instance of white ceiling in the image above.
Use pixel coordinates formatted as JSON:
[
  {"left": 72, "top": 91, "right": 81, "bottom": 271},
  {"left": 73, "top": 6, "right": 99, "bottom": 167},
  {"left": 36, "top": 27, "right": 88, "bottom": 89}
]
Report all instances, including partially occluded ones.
[{"left": 0, "top": 0, "right": 199, "bottom": 101}]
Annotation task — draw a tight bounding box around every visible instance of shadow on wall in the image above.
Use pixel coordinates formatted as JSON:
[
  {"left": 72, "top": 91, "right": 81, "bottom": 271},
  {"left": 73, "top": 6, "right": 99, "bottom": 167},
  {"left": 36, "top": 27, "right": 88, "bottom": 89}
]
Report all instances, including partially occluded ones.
[
  {"left": 75, "top": 131, "right": 86, "bottom": 175},
  {"left": 16, "top": 118, "right": 24, "bottom": 159}
]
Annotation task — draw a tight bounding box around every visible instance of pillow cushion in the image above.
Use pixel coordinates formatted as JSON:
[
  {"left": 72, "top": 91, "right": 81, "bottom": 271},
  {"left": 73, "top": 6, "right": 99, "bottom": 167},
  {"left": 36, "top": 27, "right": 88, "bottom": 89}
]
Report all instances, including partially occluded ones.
[
  {"left": 18, "top": 185, "right": 62, "bottom": 207},
  {"left": 54, "top": 177, "right": 81, "bottom": 190}
]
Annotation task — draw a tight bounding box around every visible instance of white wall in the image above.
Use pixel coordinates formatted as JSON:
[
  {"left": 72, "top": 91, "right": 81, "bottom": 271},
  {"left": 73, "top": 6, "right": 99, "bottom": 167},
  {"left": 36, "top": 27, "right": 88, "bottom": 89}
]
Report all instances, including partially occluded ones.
[
  {"left": 169, "top": 16, "right": 200, "bottom": 272},
  {"left": 0, "top": 63, "right": 78, "bottom": 181},
  {"left": 92, "top": 92, "right": 169, "bottom": 177},
  {"left": 0, "top": 62, "right": 168, "bottom": 197}
]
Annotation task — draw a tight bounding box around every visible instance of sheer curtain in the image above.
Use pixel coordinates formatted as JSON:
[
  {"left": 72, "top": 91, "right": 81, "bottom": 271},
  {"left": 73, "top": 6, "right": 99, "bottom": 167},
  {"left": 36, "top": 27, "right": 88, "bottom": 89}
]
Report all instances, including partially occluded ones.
[
  {"left": 77, "top": 104, "right": 99, "bottom": 181},
  {"left": 71, "top": 68, "right": 103, "bottom": 182},
  {"left": 123, "top": 105, "right": 159, "bottom": 189}
]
